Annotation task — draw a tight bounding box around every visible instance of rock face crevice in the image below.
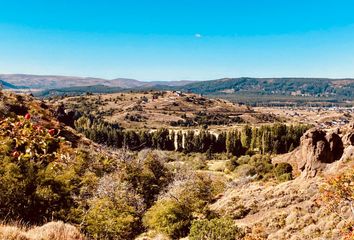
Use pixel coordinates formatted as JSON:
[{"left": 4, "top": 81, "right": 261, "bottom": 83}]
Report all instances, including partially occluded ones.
[{"left": 273, "top": 128, "right": 345, "bottom": 178}]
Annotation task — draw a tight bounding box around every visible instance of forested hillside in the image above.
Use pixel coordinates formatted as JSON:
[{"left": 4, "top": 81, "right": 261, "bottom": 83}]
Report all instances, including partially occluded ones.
[
  {"left": 181, "top": 77, "right": 354, "bottom": 96},
  {"left": 179, "top": 77, "right": 354, "bottom": 106}
]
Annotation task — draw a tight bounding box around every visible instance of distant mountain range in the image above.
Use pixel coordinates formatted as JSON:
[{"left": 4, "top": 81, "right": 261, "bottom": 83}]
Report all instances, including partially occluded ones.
[
  {"left": 0, "top": 74, "right": 195, "bottom": 90},
  {"left": 3, "top": 74, "right": 354, "bottom": 104}
]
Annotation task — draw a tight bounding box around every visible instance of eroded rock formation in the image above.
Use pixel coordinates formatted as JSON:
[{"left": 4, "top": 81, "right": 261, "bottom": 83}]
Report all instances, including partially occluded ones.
[{"left": 273, "top": 128, "right": 345, "bottom": 178}]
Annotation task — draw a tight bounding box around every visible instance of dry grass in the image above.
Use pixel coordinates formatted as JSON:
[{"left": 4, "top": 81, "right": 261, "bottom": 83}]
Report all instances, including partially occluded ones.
[
  {"left": 255, "top": 106, "right": 353, "bottom": 127},
  {"left": 0, "top": 221, "right": 85, "bottom": 240},
  {"left": 0, "top": 225, "right": 29, "bottom": 240},
  {"left": 207, "top": 160, "right": 227, "bottom": 172}
]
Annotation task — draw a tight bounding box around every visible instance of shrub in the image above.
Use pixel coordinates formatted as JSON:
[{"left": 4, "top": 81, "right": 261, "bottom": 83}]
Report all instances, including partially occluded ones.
[
  {"left": 118, "top": 152, "right": 172, "bottom": 207},
  {"left": 189, "top": 218, "right": 244, "bottom": 240},
  {"left": 143, "top": 173, "right": 226, "bottom": 238},
  {"left": 234, "top": 164, "right": 257, "bottom": 179},
  {"left": 185, "top": 155, "right": 208, "bottom": 170},
  {"left": 237, "top": 155, "right": 251, "bottom": 165},
  {"left": 85, "top": 197, "right": 140, "bottom": 240},
  {"left": 26, "top": 221, "right": 85, "bottom": 240},
  {"left": 0, "top": 222, "right": 85, "bottom": 240},
  {"left": 0, "top": 116, "right": 75, "bottom": 223},
  {"left": 143, "top": 199, "right": 192, "bottom": 239},
  {"left": 277, "top": 173, "right": 292, "bottom": 182},
  {"left": 0, "top": 225, "right": 29, "bottom": 240},
  {"left": 171, "top": 173, "right": 220, "bottom": 214},
  {"left": 274, "top": 163, "right": 293, "bottom": 182},
  {"left": 225, "top": 157, "right": 238, "bottom": 172},
  {"left": 234, "top": 154, "right": 293, "bottom": 182},
  {"left": 249, "top": 155, "right": 273, "bottom": 178}
]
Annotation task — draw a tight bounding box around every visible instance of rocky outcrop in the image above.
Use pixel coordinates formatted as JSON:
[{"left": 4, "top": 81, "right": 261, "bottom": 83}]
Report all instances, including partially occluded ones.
[
  {"left": 325, "top": 131, "right": 344, "bottom": 162},
  {"left": 273, "top": 128, "right": 344, "bottom": 178},
  {"left": 54, "top": 104, "right": 81, "bottom": 127},
  {"left": 336, "top": 132, "right": 354, "bottom": 165},
  {"left": 342, "top": 132, "right": 354, "bottom": 146}
]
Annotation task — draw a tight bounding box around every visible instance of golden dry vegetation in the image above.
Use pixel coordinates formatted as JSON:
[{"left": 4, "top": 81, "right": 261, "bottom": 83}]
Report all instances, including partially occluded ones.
[{"left": 0, "top": 221, "right": 84, "bottom": 240}]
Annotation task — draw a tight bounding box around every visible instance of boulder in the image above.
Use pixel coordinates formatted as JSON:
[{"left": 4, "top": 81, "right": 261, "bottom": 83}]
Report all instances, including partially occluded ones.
[{"left": 54, "top": 104, "right": 81, "bottom": 127}]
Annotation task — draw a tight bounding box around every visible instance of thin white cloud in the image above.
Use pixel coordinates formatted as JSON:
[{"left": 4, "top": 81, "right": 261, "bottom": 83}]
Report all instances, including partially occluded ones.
[{"left": 195, "top": 33, "right": 202, "bottom": 38}]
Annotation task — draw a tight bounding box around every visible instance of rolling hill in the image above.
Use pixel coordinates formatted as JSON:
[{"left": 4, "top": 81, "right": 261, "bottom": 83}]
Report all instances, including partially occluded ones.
[
  {"left": 52, "top": 91, "right": 264, "bottom": 129},
  {"left": 0, "top": 79, "right": 26, "bottom": 89},
  {"left": 0, "top": 74, "right": 195, "bottom": 90}
]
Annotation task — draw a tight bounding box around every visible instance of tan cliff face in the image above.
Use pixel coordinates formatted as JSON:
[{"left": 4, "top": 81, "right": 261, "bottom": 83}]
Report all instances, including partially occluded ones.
[
  {"left": 273, "top": 124, "right": 354, "bottom": 178},
  {"left": 297, "top": 129, "right": 343, "bottom": 178}
]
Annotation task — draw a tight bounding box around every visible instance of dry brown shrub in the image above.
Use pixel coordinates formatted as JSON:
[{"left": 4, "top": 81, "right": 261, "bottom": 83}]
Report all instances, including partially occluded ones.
[
  {"left": 0, "top": 222, "right": 85, "bottom": 240},
  {"left": 0, "top": 225, "right": 29, "bottom": 240},
  {"left": 26, "top": 221, "right": 84, "bottom": 240}
]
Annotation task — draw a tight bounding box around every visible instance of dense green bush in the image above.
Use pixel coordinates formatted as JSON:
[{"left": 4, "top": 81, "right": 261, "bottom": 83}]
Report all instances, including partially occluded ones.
[
  {"left": 118, "top": 153, "right": 172, "bottom": 207},
  {"left": 82, "top": 152, "right": 172, "bottom": 239},
  {"left": 143, "top": 199, "right": 192, "bottom": 239},
  {"left": 274, "top": 162, "right": 293, "bottom": 181},
  {"left": 85, "top": 196, "right": 141, "bottom": 240},
  {"left": 248, "top": 154, "right": 274, "bottom": 179},
  {"left": 233, "top": 154, "right": 293, "bottom": 182},
  {"left": 143, "top": 173, "right": 226, "bottom": 238},
  {"left": 189, "top": 218, "right": 244, "bottom": 240},
  {"left": 233, "top": 154, "right": 274, "bottom": 180},
  {"left": 225, "top": 156, "right": 239, "bottom": 172}
]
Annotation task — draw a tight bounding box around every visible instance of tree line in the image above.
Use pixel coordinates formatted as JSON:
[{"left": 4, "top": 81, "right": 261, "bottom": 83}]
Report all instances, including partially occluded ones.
[{"left": 75, "top": 115, "right": 310, "bottom": 156}]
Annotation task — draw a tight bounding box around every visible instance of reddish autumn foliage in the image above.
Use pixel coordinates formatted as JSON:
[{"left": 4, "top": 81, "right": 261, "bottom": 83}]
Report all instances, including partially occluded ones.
[
  {"left": 25, "top": 113, "right": 31, "bottom": 120},
  {"left": 12, "top": 151, "right": 20, "bottom": 158},
  {"left": 48, "top": 128, "right": 56, "bottom": 136}
]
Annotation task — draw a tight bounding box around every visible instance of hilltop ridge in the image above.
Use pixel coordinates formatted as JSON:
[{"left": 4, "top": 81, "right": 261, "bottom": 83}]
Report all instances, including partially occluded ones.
[{"left": 0, "top": 73, "right": 195, "bottom": 90}]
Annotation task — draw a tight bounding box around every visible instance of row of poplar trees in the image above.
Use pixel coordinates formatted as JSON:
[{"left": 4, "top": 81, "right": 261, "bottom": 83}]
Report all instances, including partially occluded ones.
[{"left": 75, "top": 115, "right": 310, "bottom": 156}]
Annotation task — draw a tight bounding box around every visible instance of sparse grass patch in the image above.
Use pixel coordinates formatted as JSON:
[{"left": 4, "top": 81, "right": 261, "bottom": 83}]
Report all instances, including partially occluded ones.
[{"left": 0, "top": 222, "right": 85, "bottom": 240}]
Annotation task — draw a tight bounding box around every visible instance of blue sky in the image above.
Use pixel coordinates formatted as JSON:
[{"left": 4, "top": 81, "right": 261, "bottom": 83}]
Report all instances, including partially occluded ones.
[{"left": 1, "top": 0, "right": 354, "bottom": 81}]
